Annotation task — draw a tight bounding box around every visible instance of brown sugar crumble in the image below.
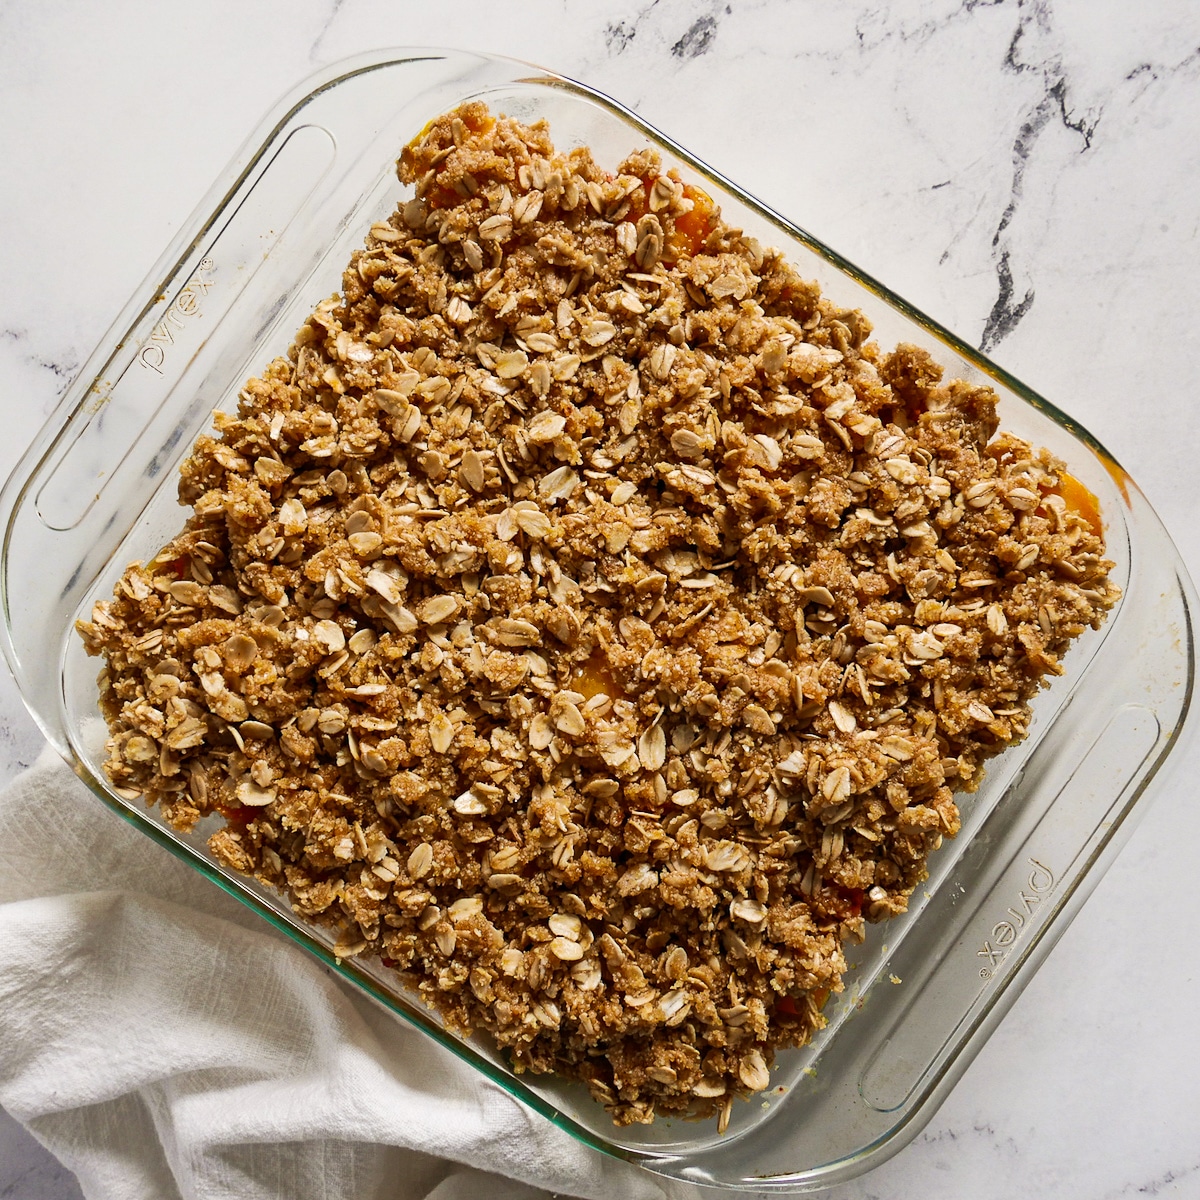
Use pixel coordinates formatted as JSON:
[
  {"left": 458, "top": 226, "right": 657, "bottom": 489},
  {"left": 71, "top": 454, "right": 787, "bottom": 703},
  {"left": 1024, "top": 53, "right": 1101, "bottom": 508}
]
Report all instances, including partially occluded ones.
[{"left": 78, "top": 103, "right": 1119, "bottom": 1129}]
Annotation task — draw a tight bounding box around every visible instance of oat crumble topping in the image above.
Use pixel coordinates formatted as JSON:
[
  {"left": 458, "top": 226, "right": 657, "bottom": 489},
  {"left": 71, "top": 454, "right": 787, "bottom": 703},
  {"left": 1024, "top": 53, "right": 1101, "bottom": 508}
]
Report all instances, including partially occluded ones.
[{"left": 77, "top": 103, "right": 1118, "bottom": 1128}]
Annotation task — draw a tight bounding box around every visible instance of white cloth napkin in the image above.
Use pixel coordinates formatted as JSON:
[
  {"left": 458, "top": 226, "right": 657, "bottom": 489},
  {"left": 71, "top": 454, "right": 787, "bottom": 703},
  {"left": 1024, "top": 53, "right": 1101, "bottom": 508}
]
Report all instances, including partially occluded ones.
[{"left": 0, "top": 750, "right": 679, "bottom": 1200}]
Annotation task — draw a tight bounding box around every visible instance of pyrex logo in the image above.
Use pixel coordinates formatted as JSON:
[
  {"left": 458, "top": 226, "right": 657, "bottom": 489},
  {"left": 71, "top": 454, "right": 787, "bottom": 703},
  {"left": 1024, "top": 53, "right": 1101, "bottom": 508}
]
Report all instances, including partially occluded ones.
[
  {"left": 976, "top": 858, "right": 1055, "bottom": 978},
  {"left": 137, "top": 257, "right": 216, "bottom": 374}
]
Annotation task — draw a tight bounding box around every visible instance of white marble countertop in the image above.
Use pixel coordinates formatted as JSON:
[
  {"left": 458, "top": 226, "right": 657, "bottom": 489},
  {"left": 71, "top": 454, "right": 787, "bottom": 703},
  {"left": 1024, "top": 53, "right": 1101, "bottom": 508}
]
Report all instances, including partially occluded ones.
[{"left": 2, "top": 1, "right": 1200, "bottom": 1197}]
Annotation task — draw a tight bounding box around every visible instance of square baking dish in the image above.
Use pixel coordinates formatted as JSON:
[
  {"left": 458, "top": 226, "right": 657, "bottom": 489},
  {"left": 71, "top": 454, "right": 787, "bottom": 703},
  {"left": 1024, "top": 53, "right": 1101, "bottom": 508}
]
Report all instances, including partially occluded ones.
[{"left": 1, "top": 49, "right": 1194, "bottom": 1193}]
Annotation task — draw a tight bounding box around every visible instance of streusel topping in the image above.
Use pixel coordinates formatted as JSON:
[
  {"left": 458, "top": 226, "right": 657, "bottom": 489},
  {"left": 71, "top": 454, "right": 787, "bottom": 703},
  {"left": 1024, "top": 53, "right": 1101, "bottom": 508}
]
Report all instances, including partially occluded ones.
[{"left": 78, "top": 103, "right": 1118, "bottom": 1128}]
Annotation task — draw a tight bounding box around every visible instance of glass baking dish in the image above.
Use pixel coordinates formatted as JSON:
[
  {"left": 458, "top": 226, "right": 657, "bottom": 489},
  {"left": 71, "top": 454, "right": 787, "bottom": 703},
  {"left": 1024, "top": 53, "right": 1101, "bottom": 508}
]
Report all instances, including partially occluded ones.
[{"left": 0, "top": 48, "right": 1194, "bottom": 1194}]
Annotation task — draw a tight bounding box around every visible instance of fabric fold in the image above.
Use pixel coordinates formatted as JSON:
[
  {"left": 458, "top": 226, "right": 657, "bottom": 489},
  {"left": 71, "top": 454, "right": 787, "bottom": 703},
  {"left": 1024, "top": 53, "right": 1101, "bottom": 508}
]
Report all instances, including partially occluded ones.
[{"left": 0, "top": 753, "right": 671, "bottom": 1200}]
